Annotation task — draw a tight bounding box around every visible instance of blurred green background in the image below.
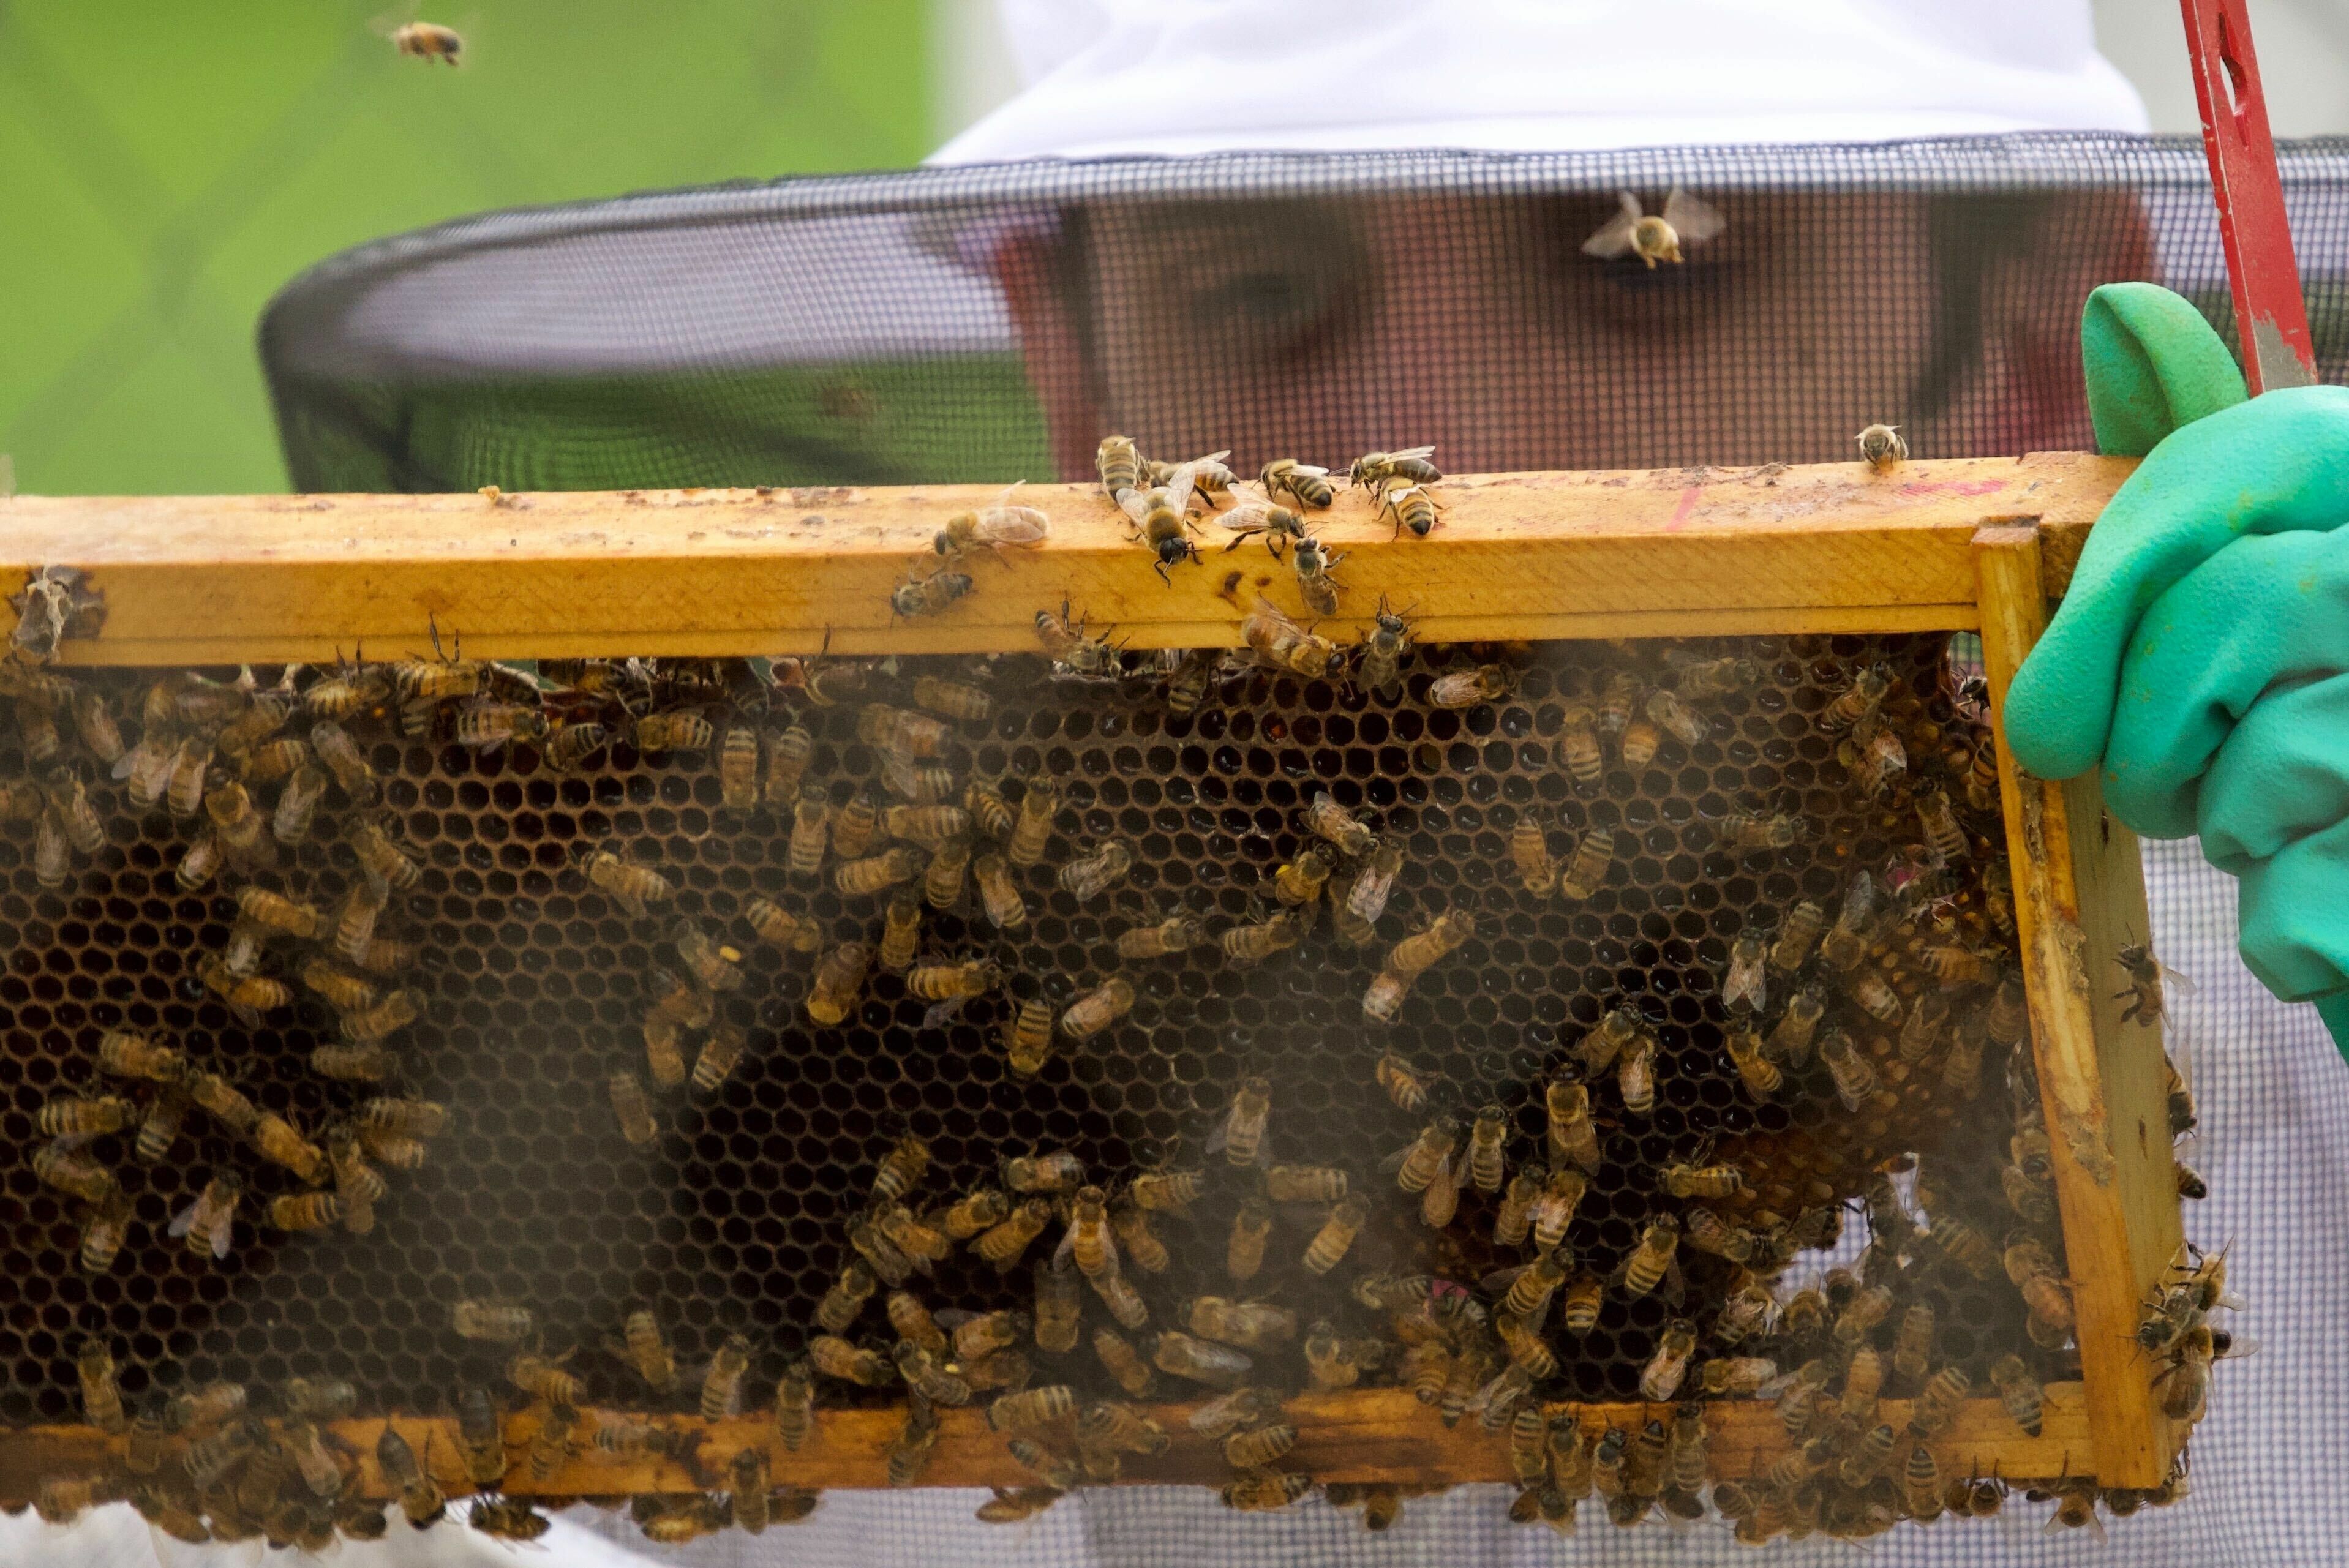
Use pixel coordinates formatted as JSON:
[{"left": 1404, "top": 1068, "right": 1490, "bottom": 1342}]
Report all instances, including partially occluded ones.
[{"left": 0, "top": 0, "right": 931, "bottom": 497}]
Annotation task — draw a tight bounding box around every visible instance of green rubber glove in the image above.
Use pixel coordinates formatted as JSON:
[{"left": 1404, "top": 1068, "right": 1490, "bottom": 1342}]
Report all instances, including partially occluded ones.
[{"left": 2004, "top": 282, "right": 2349, "bottom": 1060}]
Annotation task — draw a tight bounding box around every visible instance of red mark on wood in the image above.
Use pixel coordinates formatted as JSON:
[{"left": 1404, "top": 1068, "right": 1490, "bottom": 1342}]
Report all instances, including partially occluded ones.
[{"left": 1666, "top": 487, "right": 1702, "bottom": 530}]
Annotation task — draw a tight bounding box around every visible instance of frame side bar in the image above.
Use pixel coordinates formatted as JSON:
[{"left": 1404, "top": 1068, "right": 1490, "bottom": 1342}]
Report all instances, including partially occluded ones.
[{"left": 1971, "top": 520, "right": 2182, "bottom": 1488}]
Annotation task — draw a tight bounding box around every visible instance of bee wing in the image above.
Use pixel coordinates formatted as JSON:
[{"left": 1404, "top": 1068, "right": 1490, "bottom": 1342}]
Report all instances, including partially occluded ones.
[
  {"left": 1374, "top": 1142, "right": 1409, "bottom": 1176},
  {"left": 1290, "top": 464, "right": 1330, "bottom": 483},
  {"left": 1115, "top": 487, "right": 1155, "bottom": 525},
  {"left": 1216, "top": 501, "right": 1272, "bottom": 533},
  {"left": 166, "top": 1196, "right": 201, "bottom": 1238},
  {"left": 1661, "top": 186, "right": 1726, "bottom": 244},
  {"left": 211, "top": 1214, "right": 237, "bottom": 1260},
  {"left": 2216, "top": 1334, "right": 2261, "bottom": 1359},
  {"left": 921, "top": 996, "right": 970, "bottom": 1032},
  {"left": 1581, "top": 192, "right": 1643, "bottom": 257},
  {"left": 2157, "top": 960, "right": 2198, "bottom": 996},
  {"left": 1477, "top": 1264, "right": 1528, "bottom": 1294},
  {"left": 931, "top": 1308, "right": 978, "bottom": 1330},
  {"left": 1160, "top": 462, "right": 1205, "bottom": 511},
  {"left": 2043, "top": 1510, "right": 2108, "bottom": 1544},
  {"left": 1389, "top": 446, "right": 1437, "bottom": 463},
  {"left": 979, "top": 508, "right": 1051, "bottom": 547}
]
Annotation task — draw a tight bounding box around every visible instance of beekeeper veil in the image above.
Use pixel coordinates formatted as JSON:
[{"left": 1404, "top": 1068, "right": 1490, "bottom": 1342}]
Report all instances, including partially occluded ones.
[{"left": 262, "top": 0, "right": 2273, "bottom": 498}]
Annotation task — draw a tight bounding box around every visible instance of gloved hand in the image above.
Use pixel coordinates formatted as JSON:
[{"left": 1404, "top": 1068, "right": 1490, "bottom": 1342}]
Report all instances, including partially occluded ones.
[{"left": 2005, "top": 282, "right": 2349, "bottom": 1059}]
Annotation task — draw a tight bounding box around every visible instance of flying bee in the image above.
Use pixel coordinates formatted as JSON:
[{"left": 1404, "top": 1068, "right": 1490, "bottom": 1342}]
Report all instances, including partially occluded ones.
[
  {"left": 1240, "top": 595, "right": 1338, "bottom": 678},
  {"left": 1621, "top": 1218, "right": 1679, "bottom": 1297},
  {"left": 1581, "top": 184, "right": 1725, "bottom": 267},
  {"left": 1856, "top": 423, "right": 1909, "bottom": 470},
  {"left": 891, "top": 567, "right": 976, "bottom": 618},
  {"left": 1260, "top": 457, "right": 1335, "bottom": 510},
  {"left": 1118, "top": 471, "right": 1203, "bottom": 583},
  {"left": 934, "top": 484, "right": 1052, "bottom": 560},
  {"left": 1059, "top": 841, "right": 1132, "bottom": 902}
]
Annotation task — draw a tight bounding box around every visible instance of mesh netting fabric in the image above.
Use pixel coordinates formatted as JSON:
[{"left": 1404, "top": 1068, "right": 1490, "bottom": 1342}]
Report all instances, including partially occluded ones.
[
  {"left": 263, "top": 135, "right": 2349, "bottom": 493},
  {"left": 64, "top": 133, "right": 2320, "bottom": 1564}
]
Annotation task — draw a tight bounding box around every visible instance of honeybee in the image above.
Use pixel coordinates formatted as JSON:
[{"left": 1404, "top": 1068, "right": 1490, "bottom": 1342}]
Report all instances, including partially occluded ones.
[
  {"left": 1856, "top": 423, "right": 1909, "bottom": 470},
  {"left": 1841, "top": 711, "right": 1907, "bottom": 796},
  {"left": 1660, "top": 1158, "right": 1746, "bottom": 1200},
  {"left": 161, "top": 1172, "right": 242, "bottom": 1260},
  {"left": 1529, "top": 1167, "right": 1588, "bottom": 1253},
  {"left": 2116, "top": 942, "right": 2187, "bottom": 1028},
  {"left": 1581, "top": 185, "right": 1724, "bottom": 267},
  {"left": 995, "top": 995, "right": 1054, "bottom": 1078},
  {"left": 1821, "top": 664, "right": 1892, "bottom": 733},
  {"left": 1152, "top": 1330, "right": 1253, "bottom": 1388},
  {"left": 1370, "top": 479, "right": 1440, "bottom": 549},
  {"left": 1545, "top": 827, "right": 1613, "bottom": 903},
  {"left": 1222, "top": 1471, "right": 1314, "bottom": 1512},
  {"left": 1723, "top": 1026, "right": 1779, "bottom": 1101},
  {"left": 1916, "top": 787, "right": 1968, "bottom": 864},
  {"left": 580, "top": 849, "right": 674, "bottom": 920},
  {"left": 1058, "top": 841, "right": 1132, "bottom": 902},
  {"left": 1768, "top": 984, "right": 1828, "bottom": 1064},
  {"left": 1239, "top": 595, "right": 1337, "bottom": 678},
  {"left": 1616, "top": 1033, "right": 1657, "bottom": 1116},
  {"left": 96, "top": 1027, "right": 181, "bottom": 1084},
  {"left": 805, "top": 940, "right": 871, "bottom": 1028},
  {"left": 1713, "top": 930, "right": 1775, "bottom": 1014},
  {"left": 309, "top": 720, "right": 378, "bottom": 805},
  {"left": 1819, "top": 1029, "right": 1884, "bottom": 1113},
  {"left": 1118, "top": 473, "right": 1205, "bottom": 583},
  {"left": 991, "top": 775, "right": 1054, "bottom": 866},
  {"left": 1109, "top": 1201, "right": 1170, "bottom": 1275},
  {"left": 1191, "top": 1296, "right": 1299, "bottom": 1353},
  {"left": 1227, "top": 1198, "right": 1274, "bottom": 1283},
  {"left": 1427, "top": 662, "right": 1513, "bottom": 709},
  {"left": 1302, "top": 1195, "right": 1369, "bottom": 1275},
  {"left": 933, "top": 485, "right": 1051, "bottom": 561},
  {"left": 1546, "top": 705, "right": 1603, "bottom": 793},
  {"left": 1620, "top": 1218, "right": 1679, "bottom": 1297},
  {"left": 1059, "top": 975, "right": 1135, "bottom": 1040},
  {"left": 1260, "top": 457, "right": 1335, "bottom": 510},
  {"left": 1278, "top": 533, "right": 1342, "bottom": 617},
  {"left": 603, "top": 1068, "right": 664, "bottom": 1148},
  {"left": 977, "top": 1198, "right": 1054, "bottom": 1272},
  {"left": 1908, "top": 1364, "right": 1971, "bottom": 1439},
  {"left": 1629, "top": 1321, "right": 1697, "bottom": 1403},
  {"left": 1032, "top": 598, "right": 1124, "bottom": 678},
  {"left": 1385, "top": 1117, "right": 1459, "bottom": 1195},
  {"left": 1205, "top": 1076, "right": 1274, "bottom": 1168},
  {"left": 1352, "top": 595, "right": 1415, "bottom": 697}
]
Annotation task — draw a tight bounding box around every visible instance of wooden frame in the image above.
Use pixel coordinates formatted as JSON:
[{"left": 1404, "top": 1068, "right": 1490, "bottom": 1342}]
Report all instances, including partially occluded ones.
[{"left": 0, "top": 451, "right": 2181, "bottom": 1497}]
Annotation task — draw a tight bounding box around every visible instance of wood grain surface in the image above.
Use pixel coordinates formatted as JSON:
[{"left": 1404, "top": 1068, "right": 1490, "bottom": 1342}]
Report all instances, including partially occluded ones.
[{"left": 0, "top": 454, "right": 2129, "bottom": 663}]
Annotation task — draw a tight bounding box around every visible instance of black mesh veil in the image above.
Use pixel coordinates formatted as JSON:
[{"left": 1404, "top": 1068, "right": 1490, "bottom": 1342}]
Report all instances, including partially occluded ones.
[{"left": 261, "top": 134, "right": 2349, "bottom": 493}]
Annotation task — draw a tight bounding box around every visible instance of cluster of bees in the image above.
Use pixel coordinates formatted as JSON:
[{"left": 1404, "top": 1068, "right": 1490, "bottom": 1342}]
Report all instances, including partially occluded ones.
[
  {"left": 3, "top": 645, "right": 465, "bottom": 1280},
  {"left": 2, "top": 453, "right": 2228, "bottom": 1544}
]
